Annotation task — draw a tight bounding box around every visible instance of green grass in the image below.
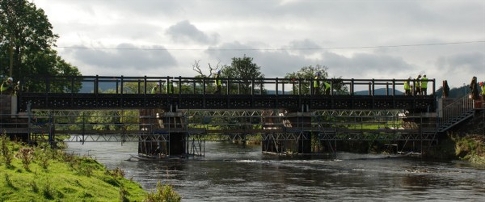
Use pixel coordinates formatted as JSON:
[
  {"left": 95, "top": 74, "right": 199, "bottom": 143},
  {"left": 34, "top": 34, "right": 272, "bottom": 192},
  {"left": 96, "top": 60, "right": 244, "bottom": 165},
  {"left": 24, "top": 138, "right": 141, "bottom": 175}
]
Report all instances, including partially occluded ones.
[{"left": 0, "top": 135, "right": 181, "bottom": 201}]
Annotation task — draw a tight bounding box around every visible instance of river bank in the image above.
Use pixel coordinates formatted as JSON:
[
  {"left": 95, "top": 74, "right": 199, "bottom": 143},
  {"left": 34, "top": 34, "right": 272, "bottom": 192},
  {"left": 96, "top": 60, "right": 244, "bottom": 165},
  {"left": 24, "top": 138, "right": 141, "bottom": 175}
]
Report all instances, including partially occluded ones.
[
  {"left": 425, "top": 110, "right": 485, "bottom": 165},
  {"left": 0, "top": 135, "right": 180, "bottom": 201}
]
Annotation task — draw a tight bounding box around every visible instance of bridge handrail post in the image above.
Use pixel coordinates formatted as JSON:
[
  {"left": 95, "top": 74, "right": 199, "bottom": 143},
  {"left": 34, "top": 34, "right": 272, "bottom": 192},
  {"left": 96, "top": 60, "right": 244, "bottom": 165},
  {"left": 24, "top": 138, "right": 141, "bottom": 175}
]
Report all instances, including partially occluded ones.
[
  {"left": 226, "top": 78, "right": 229, "bottom": 95},
  {"left": 143, "top": 76, "right": 147, "bottom": 95},
  {"left": 276, "top": 77, "right": 279, "bottom": 95},
  {"left": 251, "top": 79, "right": 254, "bottom": 95},
  {"left": 386, "top": 81, "right": 389, "bottom": 96},
  {"left": 203, "top": 77, "right": 206, "bottom": 94},
  {"left": 178, "top": 76, "right": 182, "bottom": 95},
  {"left": 368, "top": 81, "right": 372, "bottom": 96},
  {"left": 192, "top": 77, "right": 196, "bottom": 94},
  {"left": 330, "top": 78, "right": 333, "bottom": 96},
  {"left": 392, "top": 79, "right": 396, "bottom": 96},
  {"left": 350, "top": 78, "right": 354, "bottom": 95},
  {"left": 120, "top": 75, "right": 124, "bottom": 95},
  {"left": 94, "top": 75, "right": 99, "bottom": 95}
]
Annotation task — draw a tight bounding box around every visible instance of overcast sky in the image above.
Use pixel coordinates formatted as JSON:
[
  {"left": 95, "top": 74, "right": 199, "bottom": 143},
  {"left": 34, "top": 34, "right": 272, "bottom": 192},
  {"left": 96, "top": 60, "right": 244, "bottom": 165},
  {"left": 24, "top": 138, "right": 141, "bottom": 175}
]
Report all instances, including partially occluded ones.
[{"left": 33, "top": 0, "right": 484, "bottom": 89}]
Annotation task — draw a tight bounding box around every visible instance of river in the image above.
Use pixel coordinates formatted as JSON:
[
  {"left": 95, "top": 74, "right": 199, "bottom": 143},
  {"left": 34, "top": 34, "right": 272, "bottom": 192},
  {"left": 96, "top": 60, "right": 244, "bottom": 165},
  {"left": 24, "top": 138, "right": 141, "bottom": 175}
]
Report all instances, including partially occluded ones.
[{"left": 66, "top": 141, "right": 485, "bottom": 201}]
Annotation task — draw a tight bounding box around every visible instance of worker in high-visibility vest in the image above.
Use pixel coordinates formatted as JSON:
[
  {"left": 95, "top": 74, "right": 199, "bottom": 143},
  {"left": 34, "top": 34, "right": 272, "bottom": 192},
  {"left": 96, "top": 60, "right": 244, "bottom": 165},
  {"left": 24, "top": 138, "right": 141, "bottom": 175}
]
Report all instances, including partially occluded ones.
[
  {"left": 404, "top": 78, "right": 411, "bottom": 96},
  {"left": 420, "top": 75, "right": 428, "bottom": 95},
  {"left": 323, "top": 80, "right": 331, "bottom": 95},
  {"left": 313, "top": 72, "right": 321, "bottom": 95},
  {"left": 0, "top": 77, "right": 14, "bottom": 95},
  {"left": 214, "top": 70, "right": 222, "bottom": 94},
  {"left": 415, "top": 74, "right": 421, "bottom": 95}
]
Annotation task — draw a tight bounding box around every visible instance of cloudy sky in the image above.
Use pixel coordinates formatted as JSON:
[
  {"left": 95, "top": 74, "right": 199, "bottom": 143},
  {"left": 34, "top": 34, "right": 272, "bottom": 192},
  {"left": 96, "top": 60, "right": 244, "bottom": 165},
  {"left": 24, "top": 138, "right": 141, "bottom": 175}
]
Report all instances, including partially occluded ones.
[{"left": 33, "top": 0, "right": 484, "bottom": 89}]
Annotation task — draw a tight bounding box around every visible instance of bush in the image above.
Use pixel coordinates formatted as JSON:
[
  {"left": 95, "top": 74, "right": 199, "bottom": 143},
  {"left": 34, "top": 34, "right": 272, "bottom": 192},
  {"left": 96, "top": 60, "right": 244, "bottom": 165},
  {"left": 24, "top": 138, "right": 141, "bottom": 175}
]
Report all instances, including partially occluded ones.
[
  {"left": 1, "top": 135, "right": 14, "bottom": 167},
  {"left": 144, "top": 182, "right": 181, "bottom": 202}
]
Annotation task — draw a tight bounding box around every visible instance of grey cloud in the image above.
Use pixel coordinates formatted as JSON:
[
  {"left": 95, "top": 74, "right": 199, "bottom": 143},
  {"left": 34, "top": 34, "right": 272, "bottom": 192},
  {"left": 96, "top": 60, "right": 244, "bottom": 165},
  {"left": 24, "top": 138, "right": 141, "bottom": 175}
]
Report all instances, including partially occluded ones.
[
  {"left": 205, "top": 42, "right": 321, "bottom": 77},
  {"left": 287, "top": 39, "right": 322, "bottom": 55},
  {"left": 166, "top": 20, "right": 219, "bottom": 44},
  {"left": 68, "top": 43, "right": 177, "bottom": 74},
  {"left": 322, "top": 52, "right": 415, "bottom": 78},
  {"left": 436, "top": 52, "right": 485, "bottom": 75},
  {"left": 62, "top": 0, "right": 183, "bottom": 17}
]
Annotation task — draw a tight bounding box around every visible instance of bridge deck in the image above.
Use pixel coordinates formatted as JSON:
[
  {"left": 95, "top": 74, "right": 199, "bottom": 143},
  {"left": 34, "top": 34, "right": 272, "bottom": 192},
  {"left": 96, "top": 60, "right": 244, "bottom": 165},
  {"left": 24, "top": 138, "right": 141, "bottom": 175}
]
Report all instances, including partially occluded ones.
[{"left": 18, "top": 76, "right": 436, "bottom": 112}]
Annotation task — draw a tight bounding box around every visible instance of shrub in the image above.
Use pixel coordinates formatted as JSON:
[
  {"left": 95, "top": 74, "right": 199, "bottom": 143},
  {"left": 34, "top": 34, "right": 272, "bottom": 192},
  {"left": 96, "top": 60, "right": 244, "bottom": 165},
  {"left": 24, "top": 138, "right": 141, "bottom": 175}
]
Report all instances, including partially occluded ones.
[
  {"left": 15, "top": 147, "right": 34, "bottom": 171},
  {"left": 1, "top": 134, "right": 13, "bottom": 167},
  {"left": 144, "top": 182, "right": 181, "bottom": 202}
]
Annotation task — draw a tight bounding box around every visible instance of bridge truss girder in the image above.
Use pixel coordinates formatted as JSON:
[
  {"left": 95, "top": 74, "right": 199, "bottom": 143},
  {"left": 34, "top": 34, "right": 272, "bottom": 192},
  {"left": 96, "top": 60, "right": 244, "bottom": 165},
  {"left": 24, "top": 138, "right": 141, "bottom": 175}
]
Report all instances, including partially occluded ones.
[{"left": 27, "top": 108, "right": 437, "bottom": 146}]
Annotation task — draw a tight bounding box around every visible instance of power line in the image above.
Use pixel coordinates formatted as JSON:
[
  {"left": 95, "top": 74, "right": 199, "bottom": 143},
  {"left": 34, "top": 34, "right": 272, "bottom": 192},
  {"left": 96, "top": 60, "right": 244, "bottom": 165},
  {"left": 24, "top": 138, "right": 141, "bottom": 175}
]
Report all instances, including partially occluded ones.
[{"left": 55, "top": 40, "right": 485, "bottom": 51}]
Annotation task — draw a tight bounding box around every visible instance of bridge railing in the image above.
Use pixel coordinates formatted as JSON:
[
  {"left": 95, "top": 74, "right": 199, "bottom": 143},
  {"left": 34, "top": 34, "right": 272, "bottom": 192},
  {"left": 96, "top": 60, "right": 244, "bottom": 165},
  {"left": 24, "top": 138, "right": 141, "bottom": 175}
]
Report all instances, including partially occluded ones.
[{"left": 21, "top": 75, "right": 435, "bottom": 96}]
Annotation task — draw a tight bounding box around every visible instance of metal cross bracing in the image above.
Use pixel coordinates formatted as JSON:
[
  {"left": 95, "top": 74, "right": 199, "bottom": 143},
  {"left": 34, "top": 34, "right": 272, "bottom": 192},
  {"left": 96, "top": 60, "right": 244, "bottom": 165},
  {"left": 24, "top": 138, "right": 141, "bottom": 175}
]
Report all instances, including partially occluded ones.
[
  {"left": 186, "top": 134, "right": 205, "bottom": 156},
  {"left": 25, "top": 107, "right": 439, "bottom": 145},
  {"left": 313, "top": 109, "right": 402, "bottom": 117},
  {"left": 64, "top": 133, "right": 169, "bottom": 143},
  {"left": 316, "top": 129, "right": 437, "bottom": 141},
  {"left": 262, "top": 132, "right": 307, "bottom": 141}
]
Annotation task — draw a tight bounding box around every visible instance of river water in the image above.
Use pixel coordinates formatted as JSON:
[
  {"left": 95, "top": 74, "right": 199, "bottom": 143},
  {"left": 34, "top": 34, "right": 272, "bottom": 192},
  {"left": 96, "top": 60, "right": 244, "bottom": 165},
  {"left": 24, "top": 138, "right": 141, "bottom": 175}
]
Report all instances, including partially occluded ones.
[{"left": 66, "top": 141, "right": 485, "bottom": 201}]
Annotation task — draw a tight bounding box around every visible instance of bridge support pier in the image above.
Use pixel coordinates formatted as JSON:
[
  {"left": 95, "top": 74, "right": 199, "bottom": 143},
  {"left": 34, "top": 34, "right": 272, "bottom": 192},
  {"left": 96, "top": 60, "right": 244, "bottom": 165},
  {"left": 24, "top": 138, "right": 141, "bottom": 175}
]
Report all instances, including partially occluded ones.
[
  {"left": 262, "top": 110, "right": 313, "bottom": 155},
  {"left": 138, "top": 109, "right": 189, "bottom": 158}
]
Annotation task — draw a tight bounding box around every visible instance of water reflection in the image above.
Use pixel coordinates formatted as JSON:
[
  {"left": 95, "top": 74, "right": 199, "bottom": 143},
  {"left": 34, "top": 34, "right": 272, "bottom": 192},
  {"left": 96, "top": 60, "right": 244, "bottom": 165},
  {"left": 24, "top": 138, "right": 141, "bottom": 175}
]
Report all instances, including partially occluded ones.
[{"left": 66, "top": 141, "right": 485, "bottom": 201}]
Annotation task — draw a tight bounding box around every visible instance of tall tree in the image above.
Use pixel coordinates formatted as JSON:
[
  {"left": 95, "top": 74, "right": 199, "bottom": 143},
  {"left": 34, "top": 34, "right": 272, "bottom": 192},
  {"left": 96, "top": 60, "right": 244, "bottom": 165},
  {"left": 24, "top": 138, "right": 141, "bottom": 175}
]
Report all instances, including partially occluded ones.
[
  {"left": 0, "top": 0, "right": 81, "bottom": 92},
  {"left": 223, "top": 55, "right": 264, "bottom": 94}
]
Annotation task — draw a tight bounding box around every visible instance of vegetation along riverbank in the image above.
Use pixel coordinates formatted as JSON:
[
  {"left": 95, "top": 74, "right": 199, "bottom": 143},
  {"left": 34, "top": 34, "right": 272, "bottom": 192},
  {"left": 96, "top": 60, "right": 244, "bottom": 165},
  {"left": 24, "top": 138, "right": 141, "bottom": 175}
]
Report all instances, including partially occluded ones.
[
  {"left": 0, "top": 135, "right": 181, "bottom": 201},
  {"left": 425, "top": 110, "right": 485, "bottom": 165}
]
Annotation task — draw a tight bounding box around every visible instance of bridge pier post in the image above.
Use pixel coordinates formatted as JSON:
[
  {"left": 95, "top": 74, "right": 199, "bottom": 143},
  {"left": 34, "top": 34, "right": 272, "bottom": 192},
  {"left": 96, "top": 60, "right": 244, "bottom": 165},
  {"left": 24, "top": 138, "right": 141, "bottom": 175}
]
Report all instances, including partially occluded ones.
[
  {"left": 261, "top": 109, "right": 313, "bottom": 155},
  {"left": 138, "top": 109, "right": 190, "bottom": 158}
]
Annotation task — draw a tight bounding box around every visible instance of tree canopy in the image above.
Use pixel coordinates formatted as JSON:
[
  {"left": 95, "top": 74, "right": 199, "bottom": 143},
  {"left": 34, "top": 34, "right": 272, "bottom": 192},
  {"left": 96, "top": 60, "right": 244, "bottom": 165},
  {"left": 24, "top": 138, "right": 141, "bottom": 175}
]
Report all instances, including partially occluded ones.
[
  {"left": 223, "top": 55, "right": 264, "bottom": 94},
  {"left": 0, "top": 0, "right": 81, "bottom": 92}
]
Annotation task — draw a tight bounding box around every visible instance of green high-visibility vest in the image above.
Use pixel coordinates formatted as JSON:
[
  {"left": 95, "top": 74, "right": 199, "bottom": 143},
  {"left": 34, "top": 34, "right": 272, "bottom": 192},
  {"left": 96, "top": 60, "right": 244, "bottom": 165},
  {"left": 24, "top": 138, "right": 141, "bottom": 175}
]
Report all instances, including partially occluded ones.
[
  {"left": 404, "top": 81, "right": 410, "bottom": 90},
  {"left": 482, "top": 86, "right": 485, "bottom": 95},
  {"left": 313, "top": 76, "right": 319, "bottom": 88},
  {"left": 0, "top": 82, "right": 12, "bottom": 93},
  {"left": 215, "top": 76, "right": 222, "bottom": 86},
  {"left": 421, "top": 77, "right": 428, "bottom": 88}
]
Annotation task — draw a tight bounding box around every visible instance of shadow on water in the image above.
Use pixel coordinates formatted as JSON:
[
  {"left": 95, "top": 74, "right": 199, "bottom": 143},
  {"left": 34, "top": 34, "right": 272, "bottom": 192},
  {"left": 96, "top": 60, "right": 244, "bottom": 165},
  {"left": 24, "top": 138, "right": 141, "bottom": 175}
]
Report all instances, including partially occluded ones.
[{"left": 66, "top": 141, "right": 485, "bottom": 201}]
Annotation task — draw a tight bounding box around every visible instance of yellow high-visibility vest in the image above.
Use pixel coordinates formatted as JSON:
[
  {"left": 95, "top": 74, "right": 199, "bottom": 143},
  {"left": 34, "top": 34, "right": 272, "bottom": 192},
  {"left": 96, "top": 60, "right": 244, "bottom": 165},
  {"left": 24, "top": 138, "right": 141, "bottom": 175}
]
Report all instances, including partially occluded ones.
[
  {"left": 421, "top": 77, "right": 428, "bottom": 88},
  {"left": 404, "top": 81, "right": 411, "bottom": 90},
  {"left": 313, "top": 76, "right": 319, "bottom": 88}
]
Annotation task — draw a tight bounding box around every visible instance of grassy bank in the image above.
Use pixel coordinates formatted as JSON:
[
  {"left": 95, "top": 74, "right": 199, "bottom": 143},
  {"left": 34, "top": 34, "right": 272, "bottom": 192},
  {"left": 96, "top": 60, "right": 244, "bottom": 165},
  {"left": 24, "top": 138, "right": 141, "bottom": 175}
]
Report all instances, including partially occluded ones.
[
  {"left": 0, "top": 135, "right": 180, "bottom": 201},
  {"left": 424, "top": 133, "right": 485, "bottom": 165}
]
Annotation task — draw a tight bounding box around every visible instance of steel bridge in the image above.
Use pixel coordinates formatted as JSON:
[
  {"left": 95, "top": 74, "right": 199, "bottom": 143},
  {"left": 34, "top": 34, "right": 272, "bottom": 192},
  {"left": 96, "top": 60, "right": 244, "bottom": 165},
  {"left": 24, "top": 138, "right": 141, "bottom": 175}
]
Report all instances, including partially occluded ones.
[
  {"left": 3, "top": 75, "right": 445, "bottom": 155},
  {"left": 18, "top": 75, "right": 436, "bottom": 112}
]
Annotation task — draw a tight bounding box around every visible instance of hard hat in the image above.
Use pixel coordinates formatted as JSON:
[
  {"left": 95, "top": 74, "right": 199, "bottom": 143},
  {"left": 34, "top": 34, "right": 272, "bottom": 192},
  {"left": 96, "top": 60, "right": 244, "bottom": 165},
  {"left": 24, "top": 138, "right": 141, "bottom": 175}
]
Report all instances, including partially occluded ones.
[
  {"left": 7, "top": 77, "right": 13, "bottom": 82},
  {"left": 480, "top": 82, "right": 484, "bottom": 86},
  {"left": 217, "top": 70, "right": 221, "bottom": 74}
]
